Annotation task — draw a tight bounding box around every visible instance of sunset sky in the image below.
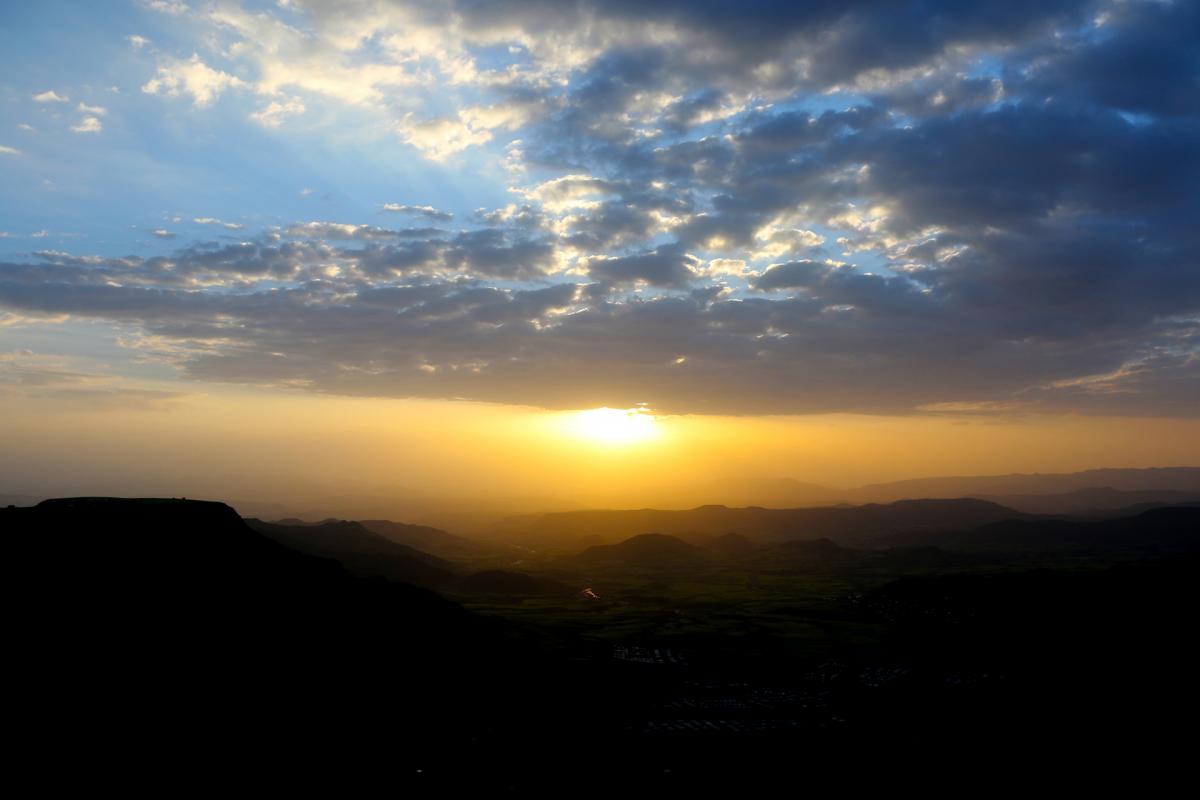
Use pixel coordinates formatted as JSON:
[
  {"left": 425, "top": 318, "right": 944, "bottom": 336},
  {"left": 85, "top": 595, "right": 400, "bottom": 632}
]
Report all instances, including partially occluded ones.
[{"left": 2, "top": 1, "right": 1198, "bottom": 504}]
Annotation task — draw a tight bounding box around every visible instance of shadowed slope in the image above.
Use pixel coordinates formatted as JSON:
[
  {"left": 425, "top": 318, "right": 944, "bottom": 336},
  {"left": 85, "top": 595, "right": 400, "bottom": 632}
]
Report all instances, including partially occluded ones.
[
  {"left": 876, "top": 506, "right": 1200, "bottom": 554},
  {"left": 245, "top": 517, "right": 458, "bottom": 588},
  {"left": 358, "top": 518, "right": 486, "bottom": 558},
  {"left": 568, "top": 533, "right": 714, "bottom": 569},
  {"left": 456, "top": 569, "right": 575, "bottom": 597}
]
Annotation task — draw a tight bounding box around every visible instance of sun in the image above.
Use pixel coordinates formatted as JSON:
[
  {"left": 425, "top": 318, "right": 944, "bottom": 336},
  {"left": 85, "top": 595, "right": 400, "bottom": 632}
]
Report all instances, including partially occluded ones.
[{"left": 566, "top": 407, "right": 660, "bottom": 446}]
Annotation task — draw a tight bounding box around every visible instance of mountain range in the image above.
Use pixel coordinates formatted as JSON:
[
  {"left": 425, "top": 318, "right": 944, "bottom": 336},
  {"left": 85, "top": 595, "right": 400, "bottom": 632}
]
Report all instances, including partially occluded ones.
[{"left": 493, "top": 498, "right": 1029, "bottom": 551}]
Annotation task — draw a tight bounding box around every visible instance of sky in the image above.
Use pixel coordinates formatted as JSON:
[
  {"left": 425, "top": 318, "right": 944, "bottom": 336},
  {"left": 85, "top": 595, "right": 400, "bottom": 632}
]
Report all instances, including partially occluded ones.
[{"left": 1, "top": 1, "right": 1198, "bottom": 505}]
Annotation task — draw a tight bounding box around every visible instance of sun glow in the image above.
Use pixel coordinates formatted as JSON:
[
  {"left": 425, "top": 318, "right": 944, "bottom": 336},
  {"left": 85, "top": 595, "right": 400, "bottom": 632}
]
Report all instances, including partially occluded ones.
[{"left": 566, "top": 407, "right": 660, "bottom": 446}]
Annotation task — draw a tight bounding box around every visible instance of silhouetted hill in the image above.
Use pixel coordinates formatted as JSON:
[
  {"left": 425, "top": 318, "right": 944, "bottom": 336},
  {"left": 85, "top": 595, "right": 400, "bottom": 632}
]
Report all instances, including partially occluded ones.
[
  {"left": 851, "top": 467, "right": 1200, "bottom": 503},
  {"left": 877, "top": 506, "right": 1200, "bottom": 555},
  {"left": 864, "top": 556, "right": 1200, "bottom": 715},
  {"left": 705, "top": 532, "right": 759, "bottom": 558},
  {"left": 497, "top": 498, "right": 1025, "bottom": 550},
  {"left": 457, "top": 570, "right": 574, "bottom": 597},
  {"left": 638, "top": 477, "right": 843, "bottom": 509},
  {"left": 973, "top": 486, "right": 1200, "bottom": 515},
  {"left": 569, "top": 533, "right": 713, "bottom": 568},
  {"left": 739, "top": 538, "right": 858, "bottom": 572},
  {"left": 2, "top": 497, "right": 553, "bottom": 757},
  {"left": 358, "top": 518, "right": 486, "bottom": 558},
  {"left": 245, "top": 517, "right": 458, "bottom": 589}
]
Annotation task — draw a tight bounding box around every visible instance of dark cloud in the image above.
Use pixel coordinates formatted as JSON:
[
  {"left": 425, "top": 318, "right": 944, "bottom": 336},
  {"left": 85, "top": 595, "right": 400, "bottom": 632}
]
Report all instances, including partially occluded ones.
[
  {"left": 587, "top": 244, "right": 700, "bottom": 289},
  {"left": 1016, "top": 1, "right": 1200, "bottom": 118},
  {"left": 442, "top": 229, "right": 557, "bottom": 279},
  {"left": 754, "top": 260, "right": 830, "bottom": 291},
  {"left": 1, "top": 236, "right": 1195, "bottom": 415}
]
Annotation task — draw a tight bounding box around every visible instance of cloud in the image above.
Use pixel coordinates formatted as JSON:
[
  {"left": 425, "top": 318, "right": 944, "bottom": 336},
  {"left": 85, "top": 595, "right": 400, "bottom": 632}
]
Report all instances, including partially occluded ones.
[
  {"left": 441, "top": 229, "right": 557, "bottom": 279},
  {"left": 382, "top": 204, "right": 454, "bottom": 222},
  {"left": 754, "top": 260, "right": 829, "bottom": 291},
  {"left": 249, "top": 97, "right": 306, "bottom": 128},
  {"left": 751, "top": 226, "right": 826, "bottom": 260},
  {"left": 0, "top": 216, "right": 1196, "bottom": 417},
  {"left": 152, "top": 229, "right": 176, "bottom": 239},
  {"left": 586, "top": 244, "right": 700, "bottom": 289},
  {"left": 395, "top": 113, "right": 495, "bottom": 161},
  {"left": 0, "top": 145, "right": 21, "bottom": 156},
  {"left": 33, "top": 90, "right": 68, "bottom": 103},
  {"left": 1016, "top": 1, "right": 1200, "bottom": 118},
  {"left": 145, "top": 1, "right": 188, "bottom": 16},
  {"left": 4, "top": 0, "right": 1200, "bottom": 418},
  {"left": 71, "top": 117, "right": 103, "bottom": 134},
  {"left": 703, "top": 258, "right": 750, "bottom": 278},
  {"left": 281, "top": 221, "right": 433, "bottom": 241},
  {"left": 127, "top": 34, "right": 151, "bottom": 49},
  {"left": 0, "top": 350, "right": 186, "bottom": 411},
  {"left": 77, "top": 102, "right": 107, "bottom": 116},
  {"left": 142, "top": 54, "right": 246, "bottom": 108},
  {"left": 192, "top": 217, "right": 244, "bottom": 230},
  {"left": 521, "top": 174, "right": 619, "bottom": 213}
]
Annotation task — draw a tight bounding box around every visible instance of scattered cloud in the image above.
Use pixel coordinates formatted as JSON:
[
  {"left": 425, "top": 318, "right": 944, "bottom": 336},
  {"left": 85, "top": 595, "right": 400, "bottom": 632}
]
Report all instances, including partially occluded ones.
[
  {"left": 282, "top": 221, "right": 418, "bottom": 241},
  {"left": 192, "top": 217, "right": 244, "bottom": 230},
  {"left": 382, "top": 204, "right": 454, "bottom": 222},
  {"left": 71, "top": 117, "right": 103, "bottom": 134},
  {"left": 3, "top": 0, "right": 1199, "bottom": 417},
  {"left": 144, "top": 1, "right": 188, "bottom": 16},
  {"left": 395, "top": 113, "right": 493, "bottom": 161},
  {"left": 0, "top": 350, "right": 186, "bottom": 411},
  {"left": 142, "top": 54, "right": 245, "bottom": 108},
  {"left": 33, "top": 90, "right": 68, "bottom": 103},
  {"left": 249, "top": 97, "right": 305, "bottom": 128}
]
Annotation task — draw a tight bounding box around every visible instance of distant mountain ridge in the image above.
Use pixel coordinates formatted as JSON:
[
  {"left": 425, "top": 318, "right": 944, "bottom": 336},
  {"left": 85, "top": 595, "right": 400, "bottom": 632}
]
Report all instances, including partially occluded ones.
[
  {"left": 568, "top": 533, "right": 714, "bottom": 568},
  {"left": 611, "top": 467, "right": 1200, "bottom": 510},
  {"left": 973, "top": 487, "right": 1200, "bottom": 515},
  {"left": 877, "top": 506, "right": 1200, "bottom": 555},
  {"left": 850, "top": 467, "right": 1200, "bottom": 504},
  {"left": 497, "top": 498, "right": 1026, "bottom": 551}
]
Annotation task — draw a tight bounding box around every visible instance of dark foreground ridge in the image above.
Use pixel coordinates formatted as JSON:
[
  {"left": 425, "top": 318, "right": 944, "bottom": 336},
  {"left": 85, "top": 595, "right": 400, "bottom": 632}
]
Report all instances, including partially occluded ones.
[
  {"left": 6, "top": 497, "right": 1200, "bottom": 787},
  {"left": 3, "top": 498, "right": 567, "bottom": 781}
]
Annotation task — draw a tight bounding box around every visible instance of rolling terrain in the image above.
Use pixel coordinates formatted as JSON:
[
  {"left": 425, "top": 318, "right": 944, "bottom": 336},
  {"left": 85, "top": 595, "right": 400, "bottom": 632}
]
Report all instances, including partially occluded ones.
[
  {"left": 492, "top": 498, "right": 1030, "bottom": 551},
  {"left": 7, "top": 491, "right": 1200, "bottom": 783}
]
